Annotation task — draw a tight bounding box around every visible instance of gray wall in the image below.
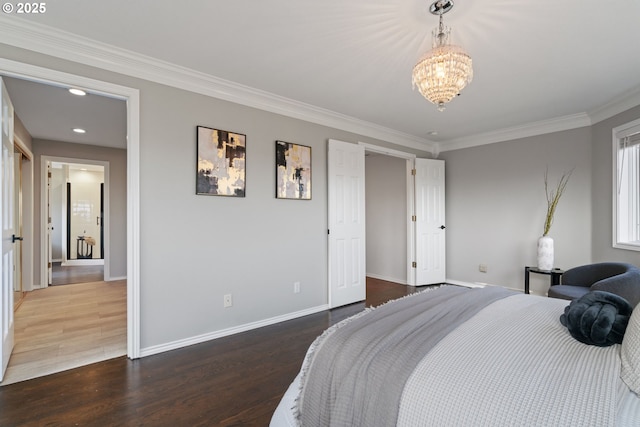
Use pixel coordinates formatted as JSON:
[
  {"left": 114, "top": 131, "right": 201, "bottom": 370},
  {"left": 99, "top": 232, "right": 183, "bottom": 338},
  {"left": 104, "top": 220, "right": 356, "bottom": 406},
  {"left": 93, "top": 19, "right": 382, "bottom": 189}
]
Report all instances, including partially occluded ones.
[
  {"left": 365, "top": 154, "right": 407, "bottom": 284},
  {"left": 1, "top": 44, "right": 432, "bottom": 351},
  {"left": 9, "top": 39, "right": 638, "bottom": 351},
  {"left": 32, "top": 139, "right": 127, "bottom": 282},
  {"left": 591, "top": 105, "right": 640, "bottom": 264},
  {"left": 440, "top": 127, "right": 593, "bottom": 295},
  {"left": 136, "top": 81, "right": 429, "bottom": 347}
]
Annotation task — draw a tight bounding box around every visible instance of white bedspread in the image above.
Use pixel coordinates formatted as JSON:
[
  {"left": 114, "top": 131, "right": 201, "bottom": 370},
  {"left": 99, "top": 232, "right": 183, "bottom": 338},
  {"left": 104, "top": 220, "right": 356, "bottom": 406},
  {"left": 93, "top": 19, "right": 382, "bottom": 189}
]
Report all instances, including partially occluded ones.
[
  {"left": 271, "top": 291, "right": 640, "bottom": 426},
  {"left": 398, "top": 294, "right": 621, "bottom": 426}
]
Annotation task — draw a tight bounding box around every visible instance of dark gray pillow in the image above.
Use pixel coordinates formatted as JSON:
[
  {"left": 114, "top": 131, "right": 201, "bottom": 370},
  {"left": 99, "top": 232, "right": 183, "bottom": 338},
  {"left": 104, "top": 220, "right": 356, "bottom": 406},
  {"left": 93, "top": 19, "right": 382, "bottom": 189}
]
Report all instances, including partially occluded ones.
[{"left": 559, "top": 291, "right": 633, "bottom": 346}]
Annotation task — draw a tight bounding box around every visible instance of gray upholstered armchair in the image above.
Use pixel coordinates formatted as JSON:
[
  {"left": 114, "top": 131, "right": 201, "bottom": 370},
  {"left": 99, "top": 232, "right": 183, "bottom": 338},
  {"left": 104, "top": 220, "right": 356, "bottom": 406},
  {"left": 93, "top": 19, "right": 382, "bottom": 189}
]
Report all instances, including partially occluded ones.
[{"left": 548, "top": 262, "right": 640, "bottom": 307}]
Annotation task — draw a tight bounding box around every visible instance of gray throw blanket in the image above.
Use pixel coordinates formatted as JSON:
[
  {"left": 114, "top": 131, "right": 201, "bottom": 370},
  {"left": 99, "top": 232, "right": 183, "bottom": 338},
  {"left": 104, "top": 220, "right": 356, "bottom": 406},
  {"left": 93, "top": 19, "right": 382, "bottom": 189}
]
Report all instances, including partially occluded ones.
[{"left": 298, "top": 286, "right": 513, "bottom": 427}]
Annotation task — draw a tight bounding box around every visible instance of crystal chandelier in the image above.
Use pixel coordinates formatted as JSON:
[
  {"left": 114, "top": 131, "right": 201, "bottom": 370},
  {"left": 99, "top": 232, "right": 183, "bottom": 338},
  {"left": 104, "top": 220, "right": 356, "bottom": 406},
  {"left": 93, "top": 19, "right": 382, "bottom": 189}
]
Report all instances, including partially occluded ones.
[{"left": 412, "top": 0, "right": 473, "bottom": 111}]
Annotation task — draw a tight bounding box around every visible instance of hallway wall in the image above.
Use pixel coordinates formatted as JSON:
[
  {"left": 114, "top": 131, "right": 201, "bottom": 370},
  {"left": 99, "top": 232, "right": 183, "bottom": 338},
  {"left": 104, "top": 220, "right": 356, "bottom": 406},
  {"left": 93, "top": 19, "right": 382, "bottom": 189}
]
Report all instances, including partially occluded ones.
[
  {"left": 32, "top": 140, "right": 126, "bottom": 284},
  {"left": 365, "top": 154, "right": 407, "bottom": 284}
]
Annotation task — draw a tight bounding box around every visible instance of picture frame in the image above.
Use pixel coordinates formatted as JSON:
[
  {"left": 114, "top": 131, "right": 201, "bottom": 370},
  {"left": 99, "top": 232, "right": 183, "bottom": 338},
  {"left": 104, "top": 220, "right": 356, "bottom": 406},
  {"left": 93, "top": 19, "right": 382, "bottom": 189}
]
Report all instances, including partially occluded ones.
[
  {"left": 275, "top": 140, "right": 311, "bottom": 200},
  {"left": 196, "top": 126, "right": 246, "bottom": 197}
]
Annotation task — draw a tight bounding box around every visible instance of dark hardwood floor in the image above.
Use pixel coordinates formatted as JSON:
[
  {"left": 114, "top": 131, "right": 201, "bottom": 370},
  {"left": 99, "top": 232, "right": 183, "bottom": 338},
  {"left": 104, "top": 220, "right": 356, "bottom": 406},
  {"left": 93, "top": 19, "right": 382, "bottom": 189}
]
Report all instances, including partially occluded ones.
[{"left": 0, "top": 277, "right": 419, "bottom": 426}]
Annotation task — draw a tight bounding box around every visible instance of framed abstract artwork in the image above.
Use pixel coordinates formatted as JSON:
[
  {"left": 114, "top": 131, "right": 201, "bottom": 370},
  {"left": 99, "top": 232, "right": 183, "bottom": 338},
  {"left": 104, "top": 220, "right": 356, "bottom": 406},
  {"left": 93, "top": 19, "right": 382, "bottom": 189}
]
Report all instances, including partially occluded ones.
[
  {"left": 196, "top": 126, "right": 246, "bottom": 196},
  {"left": 275, "top": 140, "right": 311, "bottom": 200}
]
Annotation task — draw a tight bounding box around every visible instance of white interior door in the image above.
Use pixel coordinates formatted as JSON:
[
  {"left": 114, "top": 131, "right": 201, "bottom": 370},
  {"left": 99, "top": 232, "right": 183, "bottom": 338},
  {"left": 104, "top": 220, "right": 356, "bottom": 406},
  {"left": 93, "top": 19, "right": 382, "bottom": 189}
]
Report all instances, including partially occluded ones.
[
  {"left": 328, "top": 139, "right": 366, "bottom": 308},
  {"left": 415, "top": 158, "right": 446, "bottom": 285},
  {"left": 1, "top": 77, "right": 16, "bottom": 381}
]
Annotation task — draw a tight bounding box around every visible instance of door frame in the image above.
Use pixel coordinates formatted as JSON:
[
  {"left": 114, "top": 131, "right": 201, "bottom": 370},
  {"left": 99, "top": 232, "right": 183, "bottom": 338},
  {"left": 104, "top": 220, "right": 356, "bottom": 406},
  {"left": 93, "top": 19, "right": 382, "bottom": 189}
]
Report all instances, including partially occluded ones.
[
  {"left": 13, "top": 135, "right": 33, "bottom": 295},
  {"left": 358, "top": 142, "right": 418, "bottom": 286},
  {"left": 0, "top": 59, "right": 141, "bottom": 359},
  {"left": 41, "top": 157, "right": 108, "bottom": 280}
]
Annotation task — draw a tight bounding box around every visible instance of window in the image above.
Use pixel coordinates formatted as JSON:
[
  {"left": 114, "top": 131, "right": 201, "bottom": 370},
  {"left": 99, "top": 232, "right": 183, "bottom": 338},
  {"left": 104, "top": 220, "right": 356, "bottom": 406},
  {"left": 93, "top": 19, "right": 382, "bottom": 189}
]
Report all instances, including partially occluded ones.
[{"left": 614, "top": 118, "right": 640, "bottom": 250}]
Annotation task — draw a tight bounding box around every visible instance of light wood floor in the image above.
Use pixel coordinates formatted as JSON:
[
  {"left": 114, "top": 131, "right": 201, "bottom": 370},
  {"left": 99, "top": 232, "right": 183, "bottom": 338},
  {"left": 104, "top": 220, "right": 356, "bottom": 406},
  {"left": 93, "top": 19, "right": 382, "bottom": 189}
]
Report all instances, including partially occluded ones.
[
  {"left": 51, "top": 261, "right": 104, "bottom": 285},
  {"left": 1, "top": 280, "right": 126, "bottom": 386}
]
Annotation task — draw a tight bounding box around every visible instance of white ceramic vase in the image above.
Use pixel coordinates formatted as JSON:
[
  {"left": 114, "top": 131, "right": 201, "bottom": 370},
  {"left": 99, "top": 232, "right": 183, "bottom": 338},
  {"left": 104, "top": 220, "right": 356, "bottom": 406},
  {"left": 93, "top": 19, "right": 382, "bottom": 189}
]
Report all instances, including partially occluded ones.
[{"left": 537, "top": 235, "right": 554, "bottom": 271}]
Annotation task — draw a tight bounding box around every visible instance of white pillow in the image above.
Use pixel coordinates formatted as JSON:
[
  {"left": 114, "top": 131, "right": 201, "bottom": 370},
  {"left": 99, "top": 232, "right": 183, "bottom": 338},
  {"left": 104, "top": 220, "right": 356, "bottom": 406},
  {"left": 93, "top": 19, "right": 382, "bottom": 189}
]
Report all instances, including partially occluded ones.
[{"left": 621, "top": 304, "right": 640, "bottom": 394}]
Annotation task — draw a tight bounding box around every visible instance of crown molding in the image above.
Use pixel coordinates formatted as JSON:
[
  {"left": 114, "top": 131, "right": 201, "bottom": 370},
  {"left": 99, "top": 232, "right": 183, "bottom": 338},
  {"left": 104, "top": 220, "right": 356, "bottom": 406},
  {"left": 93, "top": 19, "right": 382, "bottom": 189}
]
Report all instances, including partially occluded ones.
[
  {"left": 2, "top": 16, "right": 638, "bottom": 155},
  {"left": 439, "top": 85, "right": 640, "bottom": 153},
  {"left": 588, "top": 85, "right": 640, "bottom": 125},
  {"left": 0, "top": 16, "right": 435, "bottom": 153},
  {"left": 439, "top": 113, "right": 592, "bottom": 152}
]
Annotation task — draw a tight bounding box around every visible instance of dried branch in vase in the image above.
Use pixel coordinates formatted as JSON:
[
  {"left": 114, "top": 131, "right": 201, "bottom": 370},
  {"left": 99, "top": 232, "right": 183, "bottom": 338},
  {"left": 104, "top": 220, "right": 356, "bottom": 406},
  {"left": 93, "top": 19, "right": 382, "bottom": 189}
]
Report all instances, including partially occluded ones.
[{"left": 543, "top": 168, "right": 573, "bottom": 236}]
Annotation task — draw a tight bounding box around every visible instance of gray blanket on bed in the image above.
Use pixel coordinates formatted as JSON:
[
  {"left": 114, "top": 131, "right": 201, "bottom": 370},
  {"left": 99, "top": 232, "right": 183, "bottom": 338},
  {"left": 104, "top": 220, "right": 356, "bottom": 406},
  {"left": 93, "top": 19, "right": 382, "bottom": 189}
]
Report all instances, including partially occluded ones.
[{"left": 298, "top": 285, "right": 513, "bottom": 427}]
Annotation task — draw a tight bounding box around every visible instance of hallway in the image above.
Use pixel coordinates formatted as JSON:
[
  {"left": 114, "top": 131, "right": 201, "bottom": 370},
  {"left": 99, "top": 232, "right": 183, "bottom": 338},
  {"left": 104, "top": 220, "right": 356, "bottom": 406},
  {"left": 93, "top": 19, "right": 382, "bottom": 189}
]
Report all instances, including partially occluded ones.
[{"left": 1, "top": 280, "right": 126, "bottom": 386}]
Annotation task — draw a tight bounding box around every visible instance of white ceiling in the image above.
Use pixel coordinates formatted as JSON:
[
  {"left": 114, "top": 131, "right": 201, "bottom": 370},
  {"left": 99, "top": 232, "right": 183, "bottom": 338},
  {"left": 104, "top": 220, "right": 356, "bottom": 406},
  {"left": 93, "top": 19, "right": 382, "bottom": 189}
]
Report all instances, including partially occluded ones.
[
  {"left": 3, "top": 0, "right": 640, "bottom": 151},
  {"left": 3, "top": 77, "right": 127, "bottom": 149}
]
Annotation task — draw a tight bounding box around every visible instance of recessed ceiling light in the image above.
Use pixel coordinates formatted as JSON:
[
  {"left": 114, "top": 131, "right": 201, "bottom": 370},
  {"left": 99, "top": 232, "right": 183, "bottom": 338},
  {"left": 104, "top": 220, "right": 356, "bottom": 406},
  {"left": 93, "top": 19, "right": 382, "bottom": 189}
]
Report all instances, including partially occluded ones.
[
  {"left": 427, "top": 131, "right": 439, "bottom": 136},
  {"left": 72, "top": 128, "right": 86, "bottom": 134},
  {"left": 69, "top": 88, "right": 86, "bottom": 96}
]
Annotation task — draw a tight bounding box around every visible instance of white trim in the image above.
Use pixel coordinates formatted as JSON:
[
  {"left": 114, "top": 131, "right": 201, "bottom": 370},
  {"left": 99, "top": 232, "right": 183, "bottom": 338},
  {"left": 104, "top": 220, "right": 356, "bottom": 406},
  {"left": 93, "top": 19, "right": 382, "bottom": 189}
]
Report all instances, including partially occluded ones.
[
  {"left": 444, "top": 279, "right": 487, "bottom": 288},
  {"left": 13, "top": 134, "right": 34, "bottom": 292},
  {"left": 140, "top": 304, "right": 330, "bottom": 358},
  {"left": 439, "top": 113, "right": 592, "bottom": 152},
  {"left": 590, "top": 86, "right": 640, "bottom": 126},
  {"left": 41, "top": 156, "right": 110, "bottom": 281},
  {"left": 438, "top": 87, "right": 640, "bottom": 152},
  {"left": 358, "top": 142, "right": 417, "bottom": 159},
  {"left": 2, "top": 17, "right": 640, "bottom": 155},
  {"left": 13, "top": 134, "right": 33, "bottom": 160},
  {"left": 62, "top": 259, "right": 105, "bottom": 267},
  {"left": 612, "top": 118, "right": 640, "bottom": 252},
  {"left": 2, "top": 16, "right": 639, "bottom": 155},
  {"left": 360, "top": 142, "right": 417, "bottom": 286},
  {"left": 445, "top": 279, "right": 545, "bottom": 296},
  {"left": 0, "top": 59, "right": 141, "bottom": 360},
  {"left": 407, "top": 159, "right": 417, "bottom": 286},
  {"left": 0, "top": 16, "right": 434, "bottom": 153}
]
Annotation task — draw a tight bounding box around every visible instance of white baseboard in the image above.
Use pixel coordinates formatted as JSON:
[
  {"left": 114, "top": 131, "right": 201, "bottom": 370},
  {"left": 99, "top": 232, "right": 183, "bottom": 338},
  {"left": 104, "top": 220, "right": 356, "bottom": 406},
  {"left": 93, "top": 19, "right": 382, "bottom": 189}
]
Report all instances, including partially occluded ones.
[
  {"left": 446, "top": 278, "right": 531, "bottom": 294},
  {"left": 106, "top": 276, "right": 126, "bottom": 281},
  {"left": 62, "top": 259, "right": 105, "bottom": 266},
  {"left": 445, "top": 279, "right": 487, "bottom": 288},
  {"left": 366, "top": 273, "right": 408, "bottom": 285},
  {"left": 140, "top": 303, "right": 330, "bottom": 358}
]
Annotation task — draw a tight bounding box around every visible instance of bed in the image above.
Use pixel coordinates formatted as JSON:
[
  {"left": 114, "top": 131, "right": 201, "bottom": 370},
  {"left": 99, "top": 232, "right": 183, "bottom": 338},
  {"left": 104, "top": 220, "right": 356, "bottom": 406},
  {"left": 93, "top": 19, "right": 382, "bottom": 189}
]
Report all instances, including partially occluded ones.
[{"left": 270, "top": 285, "right": 640, "bottom": 426}]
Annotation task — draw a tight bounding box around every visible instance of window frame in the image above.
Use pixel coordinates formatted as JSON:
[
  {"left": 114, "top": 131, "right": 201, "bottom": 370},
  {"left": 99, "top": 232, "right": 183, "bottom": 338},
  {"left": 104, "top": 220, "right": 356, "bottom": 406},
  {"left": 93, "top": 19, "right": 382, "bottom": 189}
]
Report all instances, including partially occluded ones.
[{"left": 612, "top": 118, "right": 640, "bottom": 251}]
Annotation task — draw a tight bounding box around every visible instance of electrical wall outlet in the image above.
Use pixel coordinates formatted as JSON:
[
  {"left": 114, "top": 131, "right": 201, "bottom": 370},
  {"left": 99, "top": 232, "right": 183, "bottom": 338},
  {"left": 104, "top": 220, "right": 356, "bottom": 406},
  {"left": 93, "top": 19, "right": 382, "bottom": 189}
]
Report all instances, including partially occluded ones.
[
  {"left": 479, "top": 264, "right": 488, "bottom": 273},
  {"left": 223, "top": 294, "right": 233, "bottom": 308},
  {"left": 293, "top": 282, "right": 301, "bottom": 294}
]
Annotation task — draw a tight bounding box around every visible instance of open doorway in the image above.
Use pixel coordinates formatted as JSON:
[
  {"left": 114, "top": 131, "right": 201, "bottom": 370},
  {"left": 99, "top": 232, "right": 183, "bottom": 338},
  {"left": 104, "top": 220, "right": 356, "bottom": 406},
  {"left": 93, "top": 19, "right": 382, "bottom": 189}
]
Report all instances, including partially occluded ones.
[
  {"left": 362, "top": 143, "right": 446, "bottom": 288},
  {"left": 0, "top": 61, "right": 139, "bottom": 384},
  {"left": 365, "top": 152, "right": 410, "bottom": 285},
  {"left": 48, "top": 160, "right": 106, "bottom": 286}
]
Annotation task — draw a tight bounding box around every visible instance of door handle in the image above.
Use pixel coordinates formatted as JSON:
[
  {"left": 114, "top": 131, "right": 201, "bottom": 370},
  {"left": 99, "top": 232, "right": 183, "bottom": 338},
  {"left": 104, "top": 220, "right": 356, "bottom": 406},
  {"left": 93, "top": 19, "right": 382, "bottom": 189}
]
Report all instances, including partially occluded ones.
[
  {"left": 439, "top": 225, "right": 446, "bottom": 230},
  {"left": 12, "top": 234, "right": 23, "bottom": 243}
]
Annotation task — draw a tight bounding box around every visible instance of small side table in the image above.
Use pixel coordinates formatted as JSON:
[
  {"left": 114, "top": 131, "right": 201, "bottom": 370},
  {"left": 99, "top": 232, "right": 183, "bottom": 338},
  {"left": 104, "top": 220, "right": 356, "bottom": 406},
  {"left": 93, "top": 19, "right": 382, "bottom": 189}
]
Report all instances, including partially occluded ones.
[{"left": 524, "top": 266, "right": 564, "bottom": 294}]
